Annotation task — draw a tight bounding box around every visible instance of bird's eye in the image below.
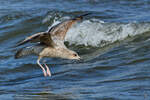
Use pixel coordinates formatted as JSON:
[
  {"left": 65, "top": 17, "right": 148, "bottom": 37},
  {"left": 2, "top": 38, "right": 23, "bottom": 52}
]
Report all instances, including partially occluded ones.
[{"left": 73, "top": 54, "right": 77, "bottom": 57}]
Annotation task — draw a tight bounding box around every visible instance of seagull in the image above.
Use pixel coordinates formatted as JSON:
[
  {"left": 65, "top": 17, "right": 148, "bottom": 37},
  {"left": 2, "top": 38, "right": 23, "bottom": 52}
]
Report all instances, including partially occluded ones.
[{"left": 15, "top": 13, "right": 90, "bottom": 77}]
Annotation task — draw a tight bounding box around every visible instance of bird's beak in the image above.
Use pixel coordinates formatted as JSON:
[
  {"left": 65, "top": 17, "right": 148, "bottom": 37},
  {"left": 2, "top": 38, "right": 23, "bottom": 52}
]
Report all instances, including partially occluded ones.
[{"left": 78, "top": 56, "right": 81, "bottom": 60}]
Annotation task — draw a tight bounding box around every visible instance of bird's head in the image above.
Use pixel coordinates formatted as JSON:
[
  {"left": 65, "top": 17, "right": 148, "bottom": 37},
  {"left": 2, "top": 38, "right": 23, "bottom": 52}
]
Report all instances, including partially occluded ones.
[
  {"left": 60, "top": 49, "right": 80, "bottom": 60},
  {"left": 69, "top": 51, "right": 80, "bottom": 60}
]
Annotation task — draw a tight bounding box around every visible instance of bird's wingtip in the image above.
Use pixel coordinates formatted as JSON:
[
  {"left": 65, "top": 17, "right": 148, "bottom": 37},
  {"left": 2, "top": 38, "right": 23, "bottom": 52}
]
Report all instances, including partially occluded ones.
[
  {"left": 73, "top": 13, "right": 92, "bottom": 20},
  {"left": 80, "top": 12, "right": 92, "bottom": 17}
]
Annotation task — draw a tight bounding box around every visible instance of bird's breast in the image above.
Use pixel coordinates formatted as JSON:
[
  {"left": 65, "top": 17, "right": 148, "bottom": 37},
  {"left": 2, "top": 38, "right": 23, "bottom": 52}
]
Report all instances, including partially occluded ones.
[{"left": 39, "top": 47, "right": 60, "bottom": 58}]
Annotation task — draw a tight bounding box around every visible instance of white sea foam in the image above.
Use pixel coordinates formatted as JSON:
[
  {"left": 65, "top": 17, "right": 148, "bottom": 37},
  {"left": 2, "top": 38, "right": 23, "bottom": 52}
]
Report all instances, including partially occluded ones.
[
  {"left": 46, "top": 17, "right": 150, "bottom": 47},
  {"left": 66, "top": 21, "right": 150, "bottom": 46}
]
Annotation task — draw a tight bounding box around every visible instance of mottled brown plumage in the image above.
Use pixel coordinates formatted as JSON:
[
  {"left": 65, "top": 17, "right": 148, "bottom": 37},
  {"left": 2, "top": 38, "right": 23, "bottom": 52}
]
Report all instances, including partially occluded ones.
[{"left": 15, "top": 13, "right": 90, "bottom": 77}]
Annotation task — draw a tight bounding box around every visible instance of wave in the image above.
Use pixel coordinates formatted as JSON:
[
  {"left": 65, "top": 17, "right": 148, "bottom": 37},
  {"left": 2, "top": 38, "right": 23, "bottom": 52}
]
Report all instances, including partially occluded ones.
[{"left": 44, "top": 16, "right": 150, "bottom": 47}]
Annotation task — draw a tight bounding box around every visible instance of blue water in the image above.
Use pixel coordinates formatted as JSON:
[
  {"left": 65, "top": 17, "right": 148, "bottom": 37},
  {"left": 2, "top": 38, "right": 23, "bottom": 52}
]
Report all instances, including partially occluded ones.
[{"left": 0, "top": 0, "right": 150, "bottom": 100}]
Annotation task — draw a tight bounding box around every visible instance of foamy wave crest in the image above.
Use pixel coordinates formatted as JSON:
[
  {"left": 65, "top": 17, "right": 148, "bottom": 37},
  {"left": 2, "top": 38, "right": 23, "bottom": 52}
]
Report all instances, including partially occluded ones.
[
  {"left": 46, "top": 17, "right": 150, "bottom": 47},
  {"left": 66, "top": 21, "right": 150, "bottom": 46}
]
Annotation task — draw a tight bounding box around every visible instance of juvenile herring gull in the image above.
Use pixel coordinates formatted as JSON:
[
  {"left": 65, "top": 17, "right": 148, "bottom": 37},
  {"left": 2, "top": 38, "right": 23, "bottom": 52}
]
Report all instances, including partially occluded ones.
[{"left": 15, "top": 13, "right": 90, "bottom": 77}]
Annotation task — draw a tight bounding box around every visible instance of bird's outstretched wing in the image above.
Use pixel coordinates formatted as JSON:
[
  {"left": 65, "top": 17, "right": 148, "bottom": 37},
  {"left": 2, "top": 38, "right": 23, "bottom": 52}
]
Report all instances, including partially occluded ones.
[
  {"left": 16, "top": 13, "right": 91, "bottom": 47},
  {"left": 16, "top": 32, "right": 55, "bottom": 47},
  {"left": 49, "top": 13, "right": 91, "bottom": 43}
]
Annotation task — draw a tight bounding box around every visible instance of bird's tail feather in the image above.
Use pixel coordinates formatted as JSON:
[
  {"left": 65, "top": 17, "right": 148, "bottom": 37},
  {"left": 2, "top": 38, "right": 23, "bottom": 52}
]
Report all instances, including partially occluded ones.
[{"left": 15, "top": 47, "right": 33, "bottom": 59}]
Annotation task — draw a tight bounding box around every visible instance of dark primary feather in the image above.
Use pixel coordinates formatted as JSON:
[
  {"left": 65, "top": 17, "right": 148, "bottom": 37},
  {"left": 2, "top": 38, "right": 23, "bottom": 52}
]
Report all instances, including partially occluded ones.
[
  {"left": 16, "top": 32, "right": 55, "bottom": 47},
  {"left": 72, "top": 13, "right": 92, "bottom": 20},
  {"left": 16, "top": 32, "right": 45, "bottom": 46}
]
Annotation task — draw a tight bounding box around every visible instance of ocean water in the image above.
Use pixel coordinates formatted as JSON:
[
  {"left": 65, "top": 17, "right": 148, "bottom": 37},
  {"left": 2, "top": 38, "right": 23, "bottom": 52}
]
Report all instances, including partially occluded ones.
[{"left": 0, "top": 0, "right": 150, "bottom": 100}]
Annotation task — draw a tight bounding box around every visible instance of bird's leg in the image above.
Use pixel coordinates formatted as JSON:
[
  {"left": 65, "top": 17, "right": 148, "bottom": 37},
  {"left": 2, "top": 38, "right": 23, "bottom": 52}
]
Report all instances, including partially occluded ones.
[
  {"left": 37, "top": 57, "right": 47, "bottom": 77},
  {"left": 43, "top": 61, "right": 51, "bottom": 77}
]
